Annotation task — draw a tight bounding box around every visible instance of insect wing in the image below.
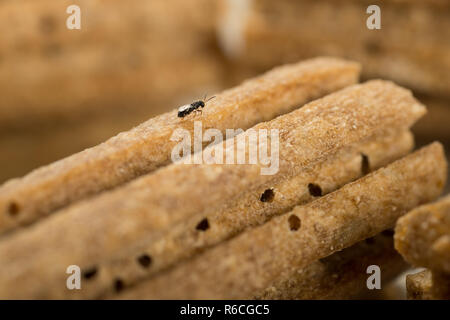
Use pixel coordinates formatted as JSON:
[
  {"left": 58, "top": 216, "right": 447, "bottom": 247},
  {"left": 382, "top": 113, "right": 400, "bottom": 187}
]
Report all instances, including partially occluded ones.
[{"left": 178, "top": 104, "right": 191, "bottom": 113}]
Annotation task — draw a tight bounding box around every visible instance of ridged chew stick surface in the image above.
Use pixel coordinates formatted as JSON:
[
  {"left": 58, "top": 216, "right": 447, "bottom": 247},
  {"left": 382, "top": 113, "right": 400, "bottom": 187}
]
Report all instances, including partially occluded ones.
[
  {"left": 395, "top": 194, "right": 450, "bottom": 273},
  {"left": 0, "top": 80, "right": 425, "bottom": 299},
  {"left": 256, "top": 233, "right": 407, "bottom": 300},
  {"left": 0, "top": 57, "right": 360, "bottom": 235},
  {"left": 63, "top": 130, "right": 415, "bottom": 299},
  {"left": 118, "top": 143, "right": 446, "bottom": 299}
]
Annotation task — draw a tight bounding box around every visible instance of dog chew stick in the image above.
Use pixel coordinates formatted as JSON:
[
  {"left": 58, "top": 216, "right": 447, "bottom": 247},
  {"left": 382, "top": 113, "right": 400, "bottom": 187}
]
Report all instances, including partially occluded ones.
[
  {"left": 0, "top": 80, "right": 425, "bottom": 299},
  {"left": 0, "top": 57, "right": 361, "bottom": 235},
  {"left": 118, "top": 143, "right": 446, "bottom": 299},
  {"left": 255, "top": 232, "right": 407, "bottom": 300},
  {"left": 395, "top": 195, "right": 450, "bottom": 273},
  {"left": 74, "top": 130, "right": 413, "bottom": 299}
]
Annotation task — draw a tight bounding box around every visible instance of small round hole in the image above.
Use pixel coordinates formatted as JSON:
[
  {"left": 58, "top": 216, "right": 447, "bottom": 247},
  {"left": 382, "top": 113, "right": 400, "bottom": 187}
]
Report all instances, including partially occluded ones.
[
  {"left": 137, "top": 254, "right": 152, "bottom": 268},
  {"left": 114, "top": 278, "right": 125, "bottom": 292},
  {"left": 308, "top": 183, "right": 322, "bottom": 197},
  {"left": 288, "top": 215, "right": 301, "bottom": 231},
  {"left": 260, "top": 188, "right": 275, "bottom": 202},
  {"left": 195, "top": 218, "right": 210, "bottom": 231},
  {"left": 8, "top": 202, "right": 20, "bottom": 217},
  {"left": 361, "top": 153, "right": 370, "bottom": 175},
  {"left": 82, "top": 267, "right": 98, "bottom": 280}
]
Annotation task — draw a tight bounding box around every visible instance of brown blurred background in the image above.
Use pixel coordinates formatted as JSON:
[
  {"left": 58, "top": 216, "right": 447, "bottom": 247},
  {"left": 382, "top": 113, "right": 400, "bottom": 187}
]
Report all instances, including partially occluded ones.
[{"left": 1, "top": 0, "right": 449, "bottom": 185}]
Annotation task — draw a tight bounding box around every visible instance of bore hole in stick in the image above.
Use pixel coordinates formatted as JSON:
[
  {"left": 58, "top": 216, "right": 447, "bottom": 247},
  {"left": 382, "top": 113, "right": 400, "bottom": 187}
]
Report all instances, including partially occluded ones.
[
  {"left": 361, "top": 153, "right": 370, "bottom": 175},
  {"left": 288, "top": 215, "right": 301, "bottom": 231},
  {"left": 114, "top": 278, "right": 125, "bottom": 292},
  {"left": 260, "top": 189, "right": 275, "bottom": 202},
  {"left": 308, "top": 183, "right": 322, "bottom": 197},
  {"left": 137, "top": 254, "right": 152, "bottom": 268},
  {"left": 8, "top": 202, "right": 20, "bottom": 217},
  {"left": 82, "top": 267, "right": 98, "bottom": 280},
  {"left": 195, "top": 218, "right": 210, "bottom": 231}
]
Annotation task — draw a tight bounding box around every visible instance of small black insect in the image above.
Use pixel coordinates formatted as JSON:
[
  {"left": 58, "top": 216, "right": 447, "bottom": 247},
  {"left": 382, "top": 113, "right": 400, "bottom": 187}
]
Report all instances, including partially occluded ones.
[{"left": 177, "top": 95, "right": 215, "bottom": 118}]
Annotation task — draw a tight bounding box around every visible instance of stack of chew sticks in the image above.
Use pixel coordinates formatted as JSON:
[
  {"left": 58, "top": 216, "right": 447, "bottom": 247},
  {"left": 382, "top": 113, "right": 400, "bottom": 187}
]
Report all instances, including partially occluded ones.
[{"left": 0, "top": 57, "right": 447, "bottom": 299}]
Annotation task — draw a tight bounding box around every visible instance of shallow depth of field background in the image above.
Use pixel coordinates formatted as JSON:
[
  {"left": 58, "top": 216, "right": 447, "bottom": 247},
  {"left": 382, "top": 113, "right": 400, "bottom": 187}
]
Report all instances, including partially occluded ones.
[{"left": 1, "top": 0, "right": 449, "bottom": 190}]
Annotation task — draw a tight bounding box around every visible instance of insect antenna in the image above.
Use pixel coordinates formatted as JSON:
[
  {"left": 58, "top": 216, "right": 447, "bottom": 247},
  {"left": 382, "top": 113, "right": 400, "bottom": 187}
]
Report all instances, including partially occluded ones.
[{"left": 205, "top": 95, "right": 216, "bottom": 103}]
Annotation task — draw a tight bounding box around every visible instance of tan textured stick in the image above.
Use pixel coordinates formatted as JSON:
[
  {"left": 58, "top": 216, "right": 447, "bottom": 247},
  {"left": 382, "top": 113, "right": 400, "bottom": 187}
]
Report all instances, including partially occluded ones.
[
  {"left": 395, "top": 195, "right": 450, "bottom": 273},
  {"left": 78, "top": 130, "right": 413, "bottom": 299},
  {"left": 256, "top": 232, "right": 407, "bottom": 300},
  {"left": 118, "top": 143, "right": 446, "bottom": 299},
  {"left": 0, "top": 80, "right": 425, "bottom": 299},
  {"left": 406, "top": 270, "right": 434, "bottom": 300},
  {"left": 62, "top": 130, "right": 413, "bottom": 299},
  {"left": 0, "top": 57, "right": 360, "bottom": 235}
]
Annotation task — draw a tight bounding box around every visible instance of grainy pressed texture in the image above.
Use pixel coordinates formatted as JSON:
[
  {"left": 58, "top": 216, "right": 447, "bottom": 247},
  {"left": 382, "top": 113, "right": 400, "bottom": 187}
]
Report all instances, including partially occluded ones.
[
  {"left": 118, "top": 143, "right": 446, "bottom": 299},
  {"left": 395, "top": 194, "right": 450, "bottom": 273},
  {"left": 256, "top": 233, "right": 407, "bottom": 300},
  {"left": 0, "top": 80, "right": 425, "bottom": 299},
  {"left": 0, "top": 57, "right": 361, "bottom": 235},
  {"left": 58, "top": 130, "right": 415, "bottom": 299}
]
